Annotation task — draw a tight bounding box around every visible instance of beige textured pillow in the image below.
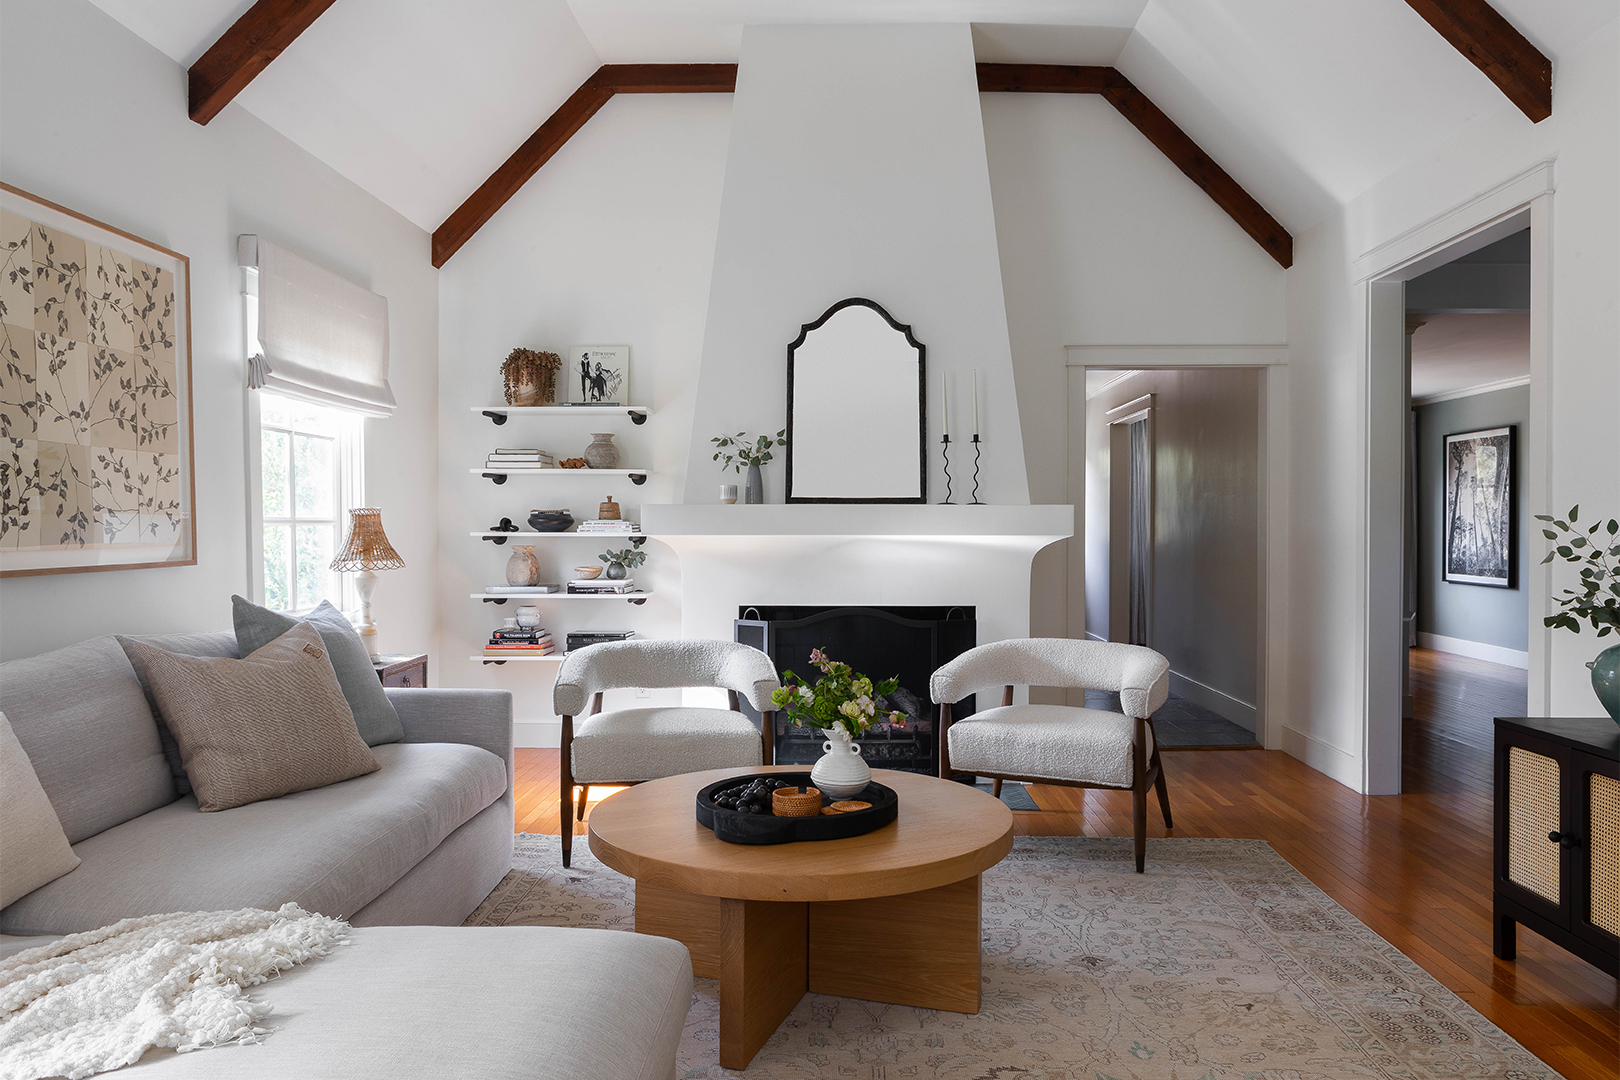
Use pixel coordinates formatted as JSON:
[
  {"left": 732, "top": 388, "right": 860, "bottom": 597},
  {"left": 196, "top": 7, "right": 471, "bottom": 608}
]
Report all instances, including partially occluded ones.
[
  {"left": 1, "top": 710, "right": 81, "bottom": 907},
  {"left": 124, "top": 622, "right": 380, "bottom": 812}
]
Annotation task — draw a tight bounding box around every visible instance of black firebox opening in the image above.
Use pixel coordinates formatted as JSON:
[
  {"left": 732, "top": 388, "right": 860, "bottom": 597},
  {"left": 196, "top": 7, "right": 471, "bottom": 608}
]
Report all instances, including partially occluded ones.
[{"left": 734, "top": 605, "right": 976, "bottom": 776}]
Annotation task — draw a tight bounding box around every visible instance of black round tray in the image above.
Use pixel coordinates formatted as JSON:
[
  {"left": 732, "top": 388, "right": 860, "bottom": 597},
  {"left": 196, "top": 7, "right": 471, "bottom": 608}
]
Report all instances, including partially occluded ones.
[{"left": 695, "top": 772, "right": 898, "bottom": 845}]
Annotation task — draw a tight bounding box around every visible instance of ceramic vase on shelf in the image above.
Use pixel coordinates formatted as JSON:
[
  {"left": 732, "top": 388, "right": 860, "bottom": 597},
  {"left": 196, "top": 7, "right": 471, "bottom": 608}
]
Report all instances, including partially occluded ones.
[
  {"left": 504, "top": 545, "right": 539, "bottom": 586},
  {"left": 584, "top": 433, "right": 620, "bottom": 469},
  {"left": 514, "top": 605, "right": 542, "bottom": 630},
  {"left": 604, "top": 560, "right": 628, "bottom": 580},
  {"left": 745, "top": 463, "right": 764, "bottom": 504},
  {"left": 1589, "top": 644, "right": 1620, "bottom": 724},
  {"left": 811, "top": 726, "right": 871, "bottom": 800}
]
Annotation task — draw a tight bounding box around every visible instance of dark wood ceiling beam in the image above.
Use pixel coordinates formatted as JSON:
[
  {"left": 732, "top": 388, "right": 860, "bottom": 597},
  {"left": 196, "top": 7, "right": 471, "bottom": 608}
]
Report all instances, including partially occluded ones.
[
  {"left": 188, "top": 0, "right": 341, "bottom": 125},
  {"left": 1403, "top": 0, "right": 1552, "bottom": 122},
  {"left": 433, "top": 62, "right": 1291, "bottom": 270}
]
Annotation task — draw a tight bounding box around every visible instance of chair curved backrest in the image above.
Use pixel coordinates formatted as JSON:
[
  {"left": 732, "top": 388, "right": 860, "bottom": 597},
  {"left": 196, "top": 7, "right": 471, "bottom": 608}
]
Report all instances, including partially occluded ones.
[
  {"left": 553, "top": 639, "right": 781, "bottom": 716},
  {"left": 930, "top": 638, "right": 1170, "bottom": 719}
]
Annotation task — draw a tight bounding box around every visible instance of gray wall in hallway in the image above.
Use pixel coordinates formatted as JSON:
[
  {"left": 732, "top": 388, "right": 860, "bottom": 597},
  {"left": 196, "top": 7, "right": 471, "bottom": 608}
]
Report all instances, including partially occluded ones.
[
  {"left": 1084, "top": 369, "right": 1260, "bottom": 722},
  {"left": 1416, "top": 386, "right": 1530, "bottom": 651}
]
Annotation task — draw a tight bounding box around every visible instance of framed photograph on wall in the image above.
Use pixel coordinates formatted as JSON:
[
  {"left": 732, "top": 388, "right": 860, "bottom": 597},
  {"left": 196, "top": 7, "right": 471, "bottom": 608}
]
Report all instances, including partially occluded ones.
[
  {"left": 1443, "top": 425, "right": 1514, "bottom": 588},
  {"left": 566, "top": 345, "right": 629, "bottom": 405},
  {"left": 0, "top": 183, "right": 195, "bottom": 577}
]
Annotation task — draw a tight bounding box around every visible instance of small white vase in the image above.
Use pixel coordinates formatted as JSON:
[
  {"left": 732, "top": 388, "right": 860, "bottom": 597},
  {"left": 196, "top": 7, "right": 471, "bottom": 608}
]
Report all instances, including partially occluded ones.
[{"left": 811, "top": 727, "right": 871, "bottom": 799}]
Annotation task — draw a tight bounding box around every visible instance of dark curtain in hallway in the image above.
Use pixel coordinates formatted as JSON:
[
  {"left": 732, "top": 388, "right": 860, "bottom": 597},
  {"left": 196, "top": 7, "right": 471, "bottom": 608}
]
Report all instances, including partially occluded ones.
[{"left": 1128, "top": 417, "right": 1150, "bottom": 646}]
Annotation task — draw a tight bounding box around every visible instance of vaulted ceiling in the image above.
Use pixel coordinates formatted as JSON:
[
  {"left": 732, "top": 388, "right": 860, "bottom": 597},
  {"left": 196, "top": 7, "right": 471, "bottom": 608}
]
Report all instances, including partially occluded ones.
[{"left": 89, "top": 0, "right": 1617, "bottom": 237}]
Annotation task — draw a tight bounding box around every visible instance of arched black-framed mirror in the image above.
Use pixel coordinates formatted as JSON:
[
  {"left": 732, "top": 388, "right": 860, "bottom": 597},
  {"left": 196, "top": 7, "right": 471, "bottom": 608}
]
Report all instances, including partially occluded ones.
[{"left": 785, "top": 298, "right": 926, "bottom": 504}]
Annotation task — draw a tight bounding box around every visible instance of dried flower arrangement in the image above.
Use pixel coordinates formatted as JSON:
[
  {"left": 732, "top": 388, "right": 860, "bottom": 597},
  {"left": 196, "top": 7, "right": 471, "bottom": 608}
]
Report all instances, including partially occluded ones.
[{"left": 501, "top": 348, "right": 563, "bottom": 407}]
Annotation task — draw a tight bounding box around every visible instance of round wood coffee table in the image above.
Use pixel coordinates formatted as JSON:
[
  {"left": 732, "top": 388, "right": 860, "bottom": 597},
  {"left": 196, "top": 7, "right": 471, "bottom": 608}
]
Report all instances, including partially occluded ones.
[{"left": 588, "top": 765, "right": 1013, "bottom": 1070}]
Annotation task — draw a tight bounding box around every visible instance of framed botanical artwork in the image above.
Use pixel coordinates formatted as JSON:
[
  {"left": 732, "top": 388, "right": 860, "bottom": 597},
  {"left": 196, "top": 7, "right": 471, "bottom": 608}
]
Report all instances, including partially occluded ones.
[
  {"left": 1443, "top": 425, "right": 1514, "bottom": 588},
  {"left": 566, "top": 345, "right": 629, "bottom": 405},
  {"left": 0, "top": 183, "right": 195, "bottom": 577}
]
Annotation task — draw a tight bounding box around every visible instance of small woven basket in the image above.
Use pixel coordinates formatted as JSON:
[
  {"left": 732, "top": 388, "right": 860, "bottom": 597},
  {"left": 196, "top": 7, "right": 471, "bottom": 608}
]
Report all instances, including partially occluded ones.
[{"left": 772, "top": 786, "right": 822, "bottom": 817}]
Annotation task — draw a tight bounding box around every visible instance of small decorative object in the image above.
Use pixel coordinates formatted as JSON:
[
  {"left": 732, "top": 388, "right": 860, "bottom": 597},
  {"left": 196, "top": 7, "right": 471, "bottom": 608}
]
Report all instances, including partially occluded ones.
[
  {"left": 1444, "top": 427, "right": 1515, "bottom": 587},
  {"left": 771, "top": 786, "right": 823, "bottom": 817},
  {"left": 720, "top": 484, "right": 738, "bottom": 505},
  {"left": 503, "top": 617, "right": 519, "bottom": 629},
  {"left": 830, "top": 800, "right": 871, "bottom": 813},
  {"left": 770, "top": 648, "right": 903, "bottom": 799},
  {"left": 712, "top": 430, "right": 786, "bottom": 505},
  {"left": 0, "top": 185, "right": 196, "bottom": 578},
  {"left": 501, "top": 348, "right": 563, "bottom": 407},
  {"left": 573, "top": 565, "right": 602, "bottom": 580},
  {"left": 504, "top": 544, "right": 540, "bottom": 586},
  {"left": 583, "top": 433, "right": 620, "bottom": 469},
  {"left": 969, "top": 368, "right": 983, "bottom": 505},
  {"left": 1536, "top": 505, "right": 1620, "bottom": 722},
  {"left": 527, "top": 509, "right": 575, "bottom": 532},
  {"left": 598, "top": 495, "right": 621, "bottom": 520},
  {"left": 939, "top": 371, "right": 955, "bottom": 504},
  {"left": 490, "top": 517, "right": 519, "bottom": 532},
  {"left": 695, "top": 772, "right": 898, "bottom": 844},
  {"left": 559, "top": 457, "right": 587, "bottom": 469},
  {"left": 514, "top": 605, "right": 543, "bottom": 630},
  {"left": 600, "top": 546, "right": 647, "bottom": 581},
  {"left": 567, "top": 345, "right": 630, "bottom": 404},
  {"left": 329, "top": 508, "right": 406, "bottom": 658}
]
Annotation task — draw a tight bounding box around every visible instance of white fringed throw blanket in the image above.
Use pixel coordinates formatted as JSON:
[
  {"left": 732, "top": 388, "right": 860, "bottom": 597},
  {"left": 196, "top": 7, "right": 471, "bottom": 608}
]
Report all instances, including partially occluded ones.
[{"left": 0, "top": 904, "right": 349, "bottom": 1080}]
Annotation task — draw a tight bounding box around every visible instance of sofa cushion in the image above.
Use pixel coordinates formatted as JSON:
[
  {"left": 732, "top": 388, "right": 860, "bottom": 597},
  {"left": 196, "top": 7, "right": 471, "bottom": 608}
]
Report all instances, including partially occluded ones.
[
  {"left": 0, "top": 742, "right": 506, "bottom": 936},
  {"left": 233, "top": 596, "right": 404, "bottom": 746},
  {"left": 947, "top": 704, "right": 1152, "bottom": 788},
  {"left": 570, "top": 706, "right": 762, "bottom": 783},
  {"left": 117, "top": 630, "right": 241, "bottom": 795},
  {"left": 125, "top": 624, "right": 381, "bottom": 812},
  {"left": 0, "top": 637, "right": 175, "bottom": 844},
  {"left": 118, "top": 926, "right": 693, "bottom": 1080},
  {"left": 0, "top": 712, "right": 80, "bottom": 908}
]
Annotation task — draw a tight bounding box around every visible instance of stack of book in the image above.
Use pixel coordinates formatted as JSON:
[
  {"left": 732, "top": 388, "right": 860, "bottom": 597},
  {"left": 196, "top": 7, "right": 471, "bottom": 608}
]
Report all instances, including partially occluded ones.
[
  {"left": 568, "top": 577, "right": 638, "bottom": 595},
  {"left": 484, "top": 626, "right": 555, "bottom": 656},
  {"left": 576, "top": 519, "right": 642, "bottom": 535},
  {"left": 485, "top": 447, "right": 554, "bottom": 470},
  {"left": 565, "top": 630, "right": 635, "bottom": 652}
]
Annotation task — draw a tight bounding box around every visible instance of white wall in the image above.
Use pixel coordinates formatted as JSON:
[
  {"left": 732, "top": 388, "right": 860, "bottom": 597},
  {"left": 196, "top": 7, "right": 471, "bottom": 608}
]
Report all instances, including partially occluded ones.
[
  {"left": 0, "top": 0, "right": 439, "bottom": 662},
  {"left": 1283, "top": 20, "right": 1619, "bottom": 789},
  {"left": 683, "top": 24, "right": 1028, "bottom": 507},
  {"left": 436, "top": 93, "right": 733, "bottom": 744}
]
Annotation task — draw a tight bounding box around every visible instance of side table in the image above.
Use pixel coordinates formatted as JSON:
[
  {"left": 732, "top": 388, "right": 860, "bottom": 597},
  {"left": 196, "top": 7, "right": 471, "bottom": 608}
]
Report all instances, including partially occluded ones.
[{"left": 373, "top": 653, "right": 428, "bottom": 688}]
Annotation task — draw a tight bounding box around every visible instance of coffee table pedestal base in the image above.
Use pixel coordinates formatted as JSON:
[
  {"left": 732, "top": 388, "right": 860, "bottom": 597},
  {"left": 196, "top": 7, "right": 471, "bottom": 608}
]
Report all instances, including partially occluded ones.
[{"left": 635, "top": 876, "right": 983, "bottom": 1070}]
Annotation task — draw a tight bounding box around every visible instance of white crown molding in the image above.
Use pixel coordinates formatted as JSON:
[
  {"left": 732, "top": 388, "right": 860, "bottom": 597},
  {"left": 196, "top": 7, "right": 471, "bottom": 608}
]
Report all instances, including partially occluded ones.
[
  {"left": 1412, "top": 375, "right": 1530, "bottom": 406},
  {"left": 1084, "top": 369, "right": 1141, "bottom": 400}
]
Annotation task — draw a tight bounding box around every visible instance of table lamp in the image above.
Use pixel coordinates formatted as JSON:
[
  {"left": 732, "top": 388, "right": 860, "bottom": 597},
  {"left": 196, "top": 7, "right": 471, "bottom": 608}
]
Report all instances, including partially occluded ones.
[{"left": 330, "top": 507, "right": 405, "bottom": 657}]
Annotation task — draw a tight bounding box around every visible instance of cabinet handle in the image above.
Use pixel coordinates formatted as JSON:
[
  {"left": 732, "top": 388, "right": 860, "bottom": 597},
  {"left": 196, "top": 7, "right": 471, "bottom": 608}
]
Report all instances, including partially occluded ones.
[{"left": 1547, "top": 830, "right": 1580, "bottom": 847}]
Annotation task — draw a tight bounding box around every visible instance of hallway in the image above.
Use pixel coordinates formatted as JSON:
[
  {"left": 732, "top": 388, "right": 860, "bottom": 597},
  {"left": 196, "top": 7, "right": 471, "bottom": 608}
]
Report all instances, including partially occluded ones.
[{"left": 1403, "top": 646, "right": 1528, "bottom": 796}]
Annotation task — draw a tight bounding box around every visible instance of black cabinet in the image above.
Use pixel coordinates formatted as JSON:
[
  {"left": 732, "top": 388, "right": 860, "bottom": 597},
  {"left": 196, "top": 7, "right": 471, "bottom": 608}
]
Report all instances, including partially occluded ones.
[{"left": 1493, "top": 716, "right": 1619, "bottom": 976}]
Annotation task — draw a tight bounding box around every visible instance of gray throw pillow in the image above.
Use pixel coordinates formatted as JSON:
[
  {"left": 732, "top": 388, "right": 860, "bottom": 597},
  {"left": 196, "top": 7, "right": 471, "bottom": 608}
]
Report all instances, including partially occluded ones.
[
  {"left": 232, "top": 596, "right": 403, "bottom": 746},
  {"left": 124, "top": 624, "right": 380, "bottom": 813}
]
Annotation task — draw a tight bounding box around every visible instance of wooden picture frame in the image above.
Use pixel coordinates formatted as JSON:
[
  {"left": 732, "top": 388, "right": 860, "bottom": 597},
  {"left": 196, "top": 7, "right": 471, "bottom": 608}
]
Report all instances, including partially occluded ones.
[
  {"left": 1443, "top": 425, "right": 1514, "bottom": 589},
  {"left": 0, "top": 183, "right": 196, "bottom": 577}
]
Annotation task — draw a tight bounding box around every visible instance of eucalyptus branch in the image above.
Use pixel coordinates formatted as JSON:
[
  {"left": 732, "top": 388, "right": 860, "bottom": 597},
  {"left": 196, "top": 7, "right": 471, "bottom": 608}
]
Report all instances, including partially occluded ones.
[
  {"left": 1537, "top": 505, "right": 1620, "bottom": 638},
  {"left": 711, "top": 429, "right": 786, "bottom": 473}
]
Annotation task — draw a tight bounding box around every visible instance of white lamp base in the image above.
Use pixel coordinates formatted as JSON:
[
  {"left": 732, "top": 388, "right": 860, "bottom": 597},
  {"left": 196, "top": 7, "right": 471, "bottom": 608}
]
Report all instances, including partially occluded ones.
[{"left": 354, "top": 569, "right": 380, "bottom": 658}]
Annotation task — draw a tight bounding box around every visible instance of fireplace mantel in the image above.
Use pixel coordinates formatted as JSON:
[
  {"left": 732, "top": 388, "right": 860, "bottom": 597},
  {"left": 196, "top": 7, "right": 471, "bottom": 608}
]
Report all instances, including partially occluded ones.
[{"left": 641, "top": 503, "right": 1072, "bottom": 540}]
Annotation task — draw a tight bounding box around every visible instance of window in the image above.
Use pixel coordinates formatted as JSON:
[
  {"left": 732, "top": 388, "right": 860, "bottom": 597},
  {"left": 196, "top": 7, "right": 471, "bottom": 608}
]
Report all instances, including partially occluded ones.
[{"left": 255, "top": 394, "right": 362, "bottom": 613}]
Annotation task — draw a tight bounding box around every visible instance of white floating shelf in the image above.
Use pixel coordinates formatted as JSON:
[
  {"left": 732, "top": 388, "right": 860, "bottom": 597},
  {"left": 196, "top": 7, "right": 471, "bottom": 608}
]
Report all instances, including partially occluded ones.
[
  {"left": 470, "top": 531, "right": 647, "bottom": 540},
  {"left": 472, "top": 654, "right": 567, "bottom": 664},
  {"left": 475, "top": 405, "right": 650, "bottom": 427},
  {"left": 472, "top": 468, "right": 648, "bottom": 486},
  {"left": 471, "top": 591, "right": 652, "bottom": 603}
]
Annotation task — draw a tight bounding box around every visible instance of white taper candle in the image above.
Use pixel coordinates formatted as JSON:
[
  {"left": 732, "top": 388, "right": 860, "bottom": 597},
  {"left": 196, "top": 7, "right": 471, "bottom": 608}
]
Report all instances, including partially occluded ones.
[
  {"left": 941, "top": 371, "right": 949, "bottom": 438},
  {"left": 973, "top": 368, "right": 980, "bottom": 436}
]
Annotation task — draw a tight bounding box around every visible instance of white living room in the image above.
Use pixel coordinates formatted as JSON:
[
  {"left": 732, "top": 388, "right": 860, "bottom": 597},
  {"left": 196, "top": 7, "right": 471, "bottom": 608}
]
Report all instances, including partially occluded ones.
[{"left": 1, "top": 2, "right": 1616, "bottom": 1078}]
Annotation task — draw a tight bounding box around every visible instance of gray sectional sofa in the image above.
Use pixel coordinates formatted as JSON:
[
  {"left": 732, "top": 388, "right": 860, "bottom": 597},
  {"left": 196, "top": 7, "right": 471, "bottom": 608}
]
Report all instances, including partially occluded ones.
[{"left": 0, "top": 629, "right": 694, "bottom": 1080}]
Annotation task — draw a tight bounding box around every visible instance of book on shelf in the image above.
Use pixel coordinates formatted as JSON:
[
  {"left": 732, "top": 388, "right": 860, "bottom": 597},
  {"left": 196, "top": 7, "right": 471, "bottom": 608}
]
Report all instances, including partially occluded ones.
[
  {"left": 484, "top": 585, "right": 561, "bottom": 594},
  {"left": 575, "top": 521, "right": 641, "bottom": 532},
  {"left": 565, "top": 630, "right": 635, "bottom": 651},
  {"left": 490, "top": 629, "right": 552, "bottom": 642},
  {"left": 553, "top": 401, "right": 621, "bottom": 408},
  {"left": 483, "top": 646, "right": 555, "bottom": 656},
  {"left": 567, "top": 585, "right": 639, "bottom": 595},
  {"left": 568, "top": 576, "right": 634, "bottom": 587}
]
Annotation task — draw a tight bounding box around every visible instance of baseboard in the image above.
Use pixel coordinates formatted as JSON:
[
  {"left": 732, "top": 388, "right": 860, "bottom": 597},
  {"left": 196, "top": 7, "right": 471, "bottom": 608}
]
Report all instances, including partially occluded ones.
[
  {"left": 1416, "top": 632, "right": 1529, "bottom": 670},
  {"left": 514, "top": 721, "right": 561, "bottom": 749},
  {"left": 1280, "top": 724, "right": 1362, "bottom": 792},
  {"left": 1167, "top": 671, "right": 1257, "bottom": 731}
]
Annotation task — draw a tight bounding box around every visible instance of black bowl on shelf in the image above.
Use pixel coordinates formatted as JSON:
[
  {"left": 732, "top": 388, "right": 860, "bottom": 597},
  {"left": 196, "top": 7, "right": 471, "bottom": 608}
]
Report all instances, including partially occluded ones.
[
  {"left": 527, "top": 509, "right": 575, "bottom": 532},
  {"left": 694, "top": 772, "right": 898, "bottom": 845}
]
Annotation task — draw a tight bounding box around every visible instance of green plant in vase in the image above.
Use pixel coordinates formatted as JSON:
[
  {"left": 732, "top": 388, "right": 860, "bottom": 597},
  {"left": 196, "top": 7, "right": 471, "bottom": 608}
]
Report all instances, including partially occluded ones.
[
  {"left": 1537, "top": 505, "right": 1620, "bottom": 722},
  {"left": 770, "top": 648, "right": 905, "bottom": 799},
  {"left": 600, "top": 546, "right": 646, "bottom": 581},
  {"left": 711, "top": 429, "right": 786, "bottom": 504}
]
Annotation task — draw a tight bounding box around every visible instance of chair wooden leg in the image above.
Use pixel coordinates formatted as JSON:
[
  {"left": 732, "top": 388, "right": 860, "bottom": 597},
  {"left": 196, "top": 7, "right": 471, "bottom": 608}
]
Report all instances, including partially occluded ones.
[
  {"left": 575, "top": 784, "right": 590, "bottom": 822},
  {"left": 1152, "top": 754, "right": 1173, "bottom": 829},
  {"left": 1133, "top": 781, "right": 1147, "bottom": 873},
  {"left": 937, "top": 703, "right": 954, "bottom": 779},
  {"left": 761, "top": 711, "right": 775, "bottom": 766},
  {"left": 560, "top": 715, "right": 574, "bottom": 868},
  {"left": 991, "top": 778, "right": 1003, "bottom": 798}
]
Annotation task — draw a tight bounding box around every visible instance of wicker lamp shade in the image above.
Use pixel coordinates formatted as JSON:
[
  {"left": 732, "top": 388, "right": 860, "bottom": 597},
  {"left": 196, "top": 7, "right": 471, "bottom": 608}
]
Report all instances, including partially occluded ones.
[{"left": 330, "top": 508, "right": 405, "bottom": 572}]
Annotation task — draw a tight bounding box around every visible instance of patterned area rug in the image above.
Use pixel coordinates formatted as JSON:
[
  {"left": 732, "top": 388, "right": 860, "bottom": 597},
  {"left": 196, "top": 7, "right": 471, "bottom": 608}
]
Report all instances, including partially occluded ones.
[{"left": 467, "top": 835, "right": 1561, "bottom": 1079}]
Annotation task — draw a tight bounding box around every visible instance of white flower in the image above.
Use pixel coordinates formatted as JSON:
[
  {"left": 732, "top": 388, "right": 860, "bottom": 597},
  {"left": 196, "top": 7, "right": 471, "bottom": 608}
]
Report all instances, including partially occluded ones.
[{"left": 838, "top": 699, "right": 863, "bottom": 721}]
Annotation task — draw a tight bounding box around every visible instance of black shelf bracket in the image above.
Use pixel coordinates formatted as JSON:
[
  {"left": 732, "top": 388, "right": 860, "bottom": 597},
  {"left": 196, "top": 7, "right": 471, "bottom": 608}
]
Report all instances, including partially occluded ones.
[
  {"left": 629, "top": 597, "right": 647, "bottom": 605},
  {"left": 482, "top": 659, "right": 507, "bottom": 665},
  {"left": 629, "top": 410, "right": 647, "bottom": 425},
  {"left": 482, "top": 597, "right": 509, "bottom": 605},
  {"left": 482, "top": 472, "right": 508, "bottom": 485},
  {"left": 630, "top": 473, "right": 647, "bottom": 486},
  {"left": 484, "top": 535, "right": 508, "bottom": 545},
  {"left": 482, "top": 410, "right": 509, "bottom": 426},
  {"left": 630, "top": 536, "right": 646, "bottom": 547}
]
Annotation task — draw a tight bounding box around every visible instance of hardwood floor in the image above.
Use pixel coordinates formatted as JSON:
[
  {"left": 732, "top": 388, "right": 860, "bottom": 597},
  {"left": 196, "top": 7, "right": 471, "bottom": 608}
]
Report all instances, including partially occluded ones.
[
  {"left": 1404, "top": 646, "right": 1527, "bottom": 797},
  {"left": 515, "top": 663, "right": 1617, "bottom": 1080}
]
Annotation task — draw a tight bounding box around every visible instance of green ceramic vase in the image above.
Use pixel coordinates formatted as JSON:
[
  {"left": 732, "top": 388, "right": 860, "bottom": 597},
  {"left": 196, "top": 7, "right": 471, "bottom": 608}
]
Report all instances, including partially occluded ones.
[{"left": 1589, "top": 643, "right": 1620, "bottom": 725}]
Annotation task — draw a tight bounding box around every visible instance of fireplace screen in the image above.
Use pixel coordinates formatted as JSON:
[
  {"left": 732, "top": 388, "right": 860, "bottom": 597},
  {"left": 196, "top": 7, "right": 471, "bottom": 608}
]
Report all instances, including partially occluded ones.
[{"left": 735, "top": 605, "right": 975, "bottom": 775}]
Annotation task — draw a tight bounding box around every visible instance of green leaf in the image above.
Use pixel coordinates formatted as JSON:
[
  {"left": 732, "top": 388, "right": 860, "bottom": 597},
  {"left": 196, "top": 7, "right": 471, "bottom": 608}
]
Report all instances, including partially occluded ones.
[
  {"left": 1610, "top": 519, "right": 1619, "bottom": 535},
  {"left": 1572, "top": 537, "right": 1588, "bottom": 548},
  {"left": 1541, "top": 552, "right": 1556, "bottom": 564},
  {"left": 1543, "top": 529, "right": 1558, "bottom": 540},
  {"left": 1570, "top": 505, "right": 1580, "bottom": 522},
  {"left": 1534, "top": 514, "right": 1553, "bottom": 522},
  {"left": 1558, "top": 546, "right": 1573, "bottom": 557}
]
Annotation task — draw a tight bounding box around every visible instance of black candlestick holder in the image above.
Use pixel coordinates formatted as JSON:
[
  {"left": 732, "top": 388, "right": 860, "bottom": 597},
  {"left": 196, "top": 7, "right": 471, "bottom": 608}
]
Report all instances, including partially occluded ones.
[
  {"left": 970, "top": 434, "right": 983, "bottom": 505},
  {"left": 940, "top": 434, "right": 955, "bottom": 504}
]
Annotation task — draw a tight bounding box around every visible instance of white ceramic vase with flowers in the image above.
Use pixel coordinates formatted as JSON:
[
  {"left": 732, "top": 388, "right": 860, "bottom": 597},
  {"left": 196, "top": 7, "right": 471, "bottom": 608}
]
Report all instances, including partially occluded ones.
[{"left": 770, "top": 648, "right": 903, "bottom": 799}]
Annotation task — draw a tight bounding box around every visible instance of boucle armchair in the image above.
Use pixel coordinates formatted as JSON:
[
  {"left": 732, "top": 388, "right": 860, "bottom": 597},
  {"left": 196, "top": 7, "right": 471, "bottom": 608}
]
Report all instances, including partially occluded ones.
[
  {"left": 553, "top": 639, "right": 780, "bottom": 866},
  {"left": 931, "top": 638, "right": 1173, "bottom": 872}
]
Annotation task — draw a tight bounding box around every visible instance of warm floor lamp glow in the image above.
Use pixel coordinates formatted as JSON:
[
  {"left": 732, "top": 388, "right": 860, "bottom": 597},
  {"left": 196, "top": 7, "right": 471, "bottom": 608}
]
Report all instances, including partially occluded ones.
[{"left": 330, "top": 508, "right": 405, "bottom": 658}]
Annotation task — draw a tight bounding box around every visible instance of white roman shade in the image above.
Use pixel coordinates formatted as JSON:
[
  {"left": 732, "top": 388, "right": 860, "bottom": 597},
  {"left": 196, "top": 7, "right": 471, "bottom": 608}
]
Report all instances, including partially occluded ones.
[{"left": 239, "top": 235, "right": 395, "bottom": 417}]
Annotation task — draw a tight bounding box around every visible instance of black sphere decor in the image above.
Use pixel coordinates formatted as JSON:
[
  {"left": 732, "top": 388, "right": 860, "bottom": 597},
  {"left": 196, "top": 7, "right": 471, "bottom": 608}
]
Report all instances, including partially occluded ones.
[{"left": 695, "top": 772, "right": 898, "bottom": 845}]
